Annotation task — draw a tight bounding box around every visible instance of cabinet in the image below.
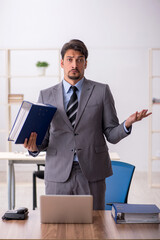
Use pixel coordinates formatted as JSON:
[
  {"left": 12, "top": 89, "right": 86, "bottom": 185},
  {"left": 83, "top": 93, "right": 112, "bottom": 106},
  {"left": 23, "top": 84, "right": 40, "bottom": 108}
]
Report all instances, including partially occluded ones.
[
  {"left": 0, "top": 48, "right": 61, "bottom": 152},
  {"left": 148, "top": 48, "right": 160, "bottom": 187}
]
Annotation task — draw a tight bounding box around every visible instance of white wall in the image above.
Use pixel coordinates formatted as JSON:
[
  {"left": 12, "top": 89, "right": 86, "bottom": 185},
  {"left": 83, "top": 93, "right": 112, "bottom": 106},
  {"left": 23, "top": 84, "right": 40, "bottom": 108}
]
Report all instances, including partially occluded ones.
[{"left": 0, "top": 0, "right": 160, "bottom": 171}]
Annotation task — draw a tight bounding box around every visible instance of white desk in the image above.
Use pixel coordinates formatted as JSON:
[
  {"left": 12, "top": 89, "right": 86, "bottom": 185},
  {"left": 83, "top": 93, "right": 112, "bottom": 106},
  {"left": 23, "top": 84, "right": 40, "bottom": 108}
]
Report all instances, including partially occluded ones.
[{"left": 0, "top": 151, "right": 120, "bottom": 210}]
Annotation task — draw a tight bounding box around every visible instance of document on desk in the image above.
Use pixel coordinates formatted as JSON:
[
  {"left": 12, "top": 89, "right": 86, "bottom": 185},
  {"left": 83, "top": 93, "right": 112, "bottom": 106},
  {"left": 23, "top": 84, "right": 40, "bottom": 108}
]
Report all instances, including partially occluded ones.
[
  {"left": 111, "top": 203, "right": 160, "bottom": 224},
  {"left": 8, "top": 100, "right": 57, "bottom": 145}
]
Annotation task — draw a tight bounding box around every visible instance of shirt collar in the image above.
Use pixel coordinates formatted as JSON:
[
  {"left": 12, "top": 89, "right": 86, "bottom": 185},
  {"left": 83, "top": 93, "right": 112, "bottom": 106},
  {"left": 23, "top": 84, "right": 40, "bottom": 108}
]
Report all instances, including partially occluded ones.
[{"left": 63, "top": 77, "right": 84, "bottom": 94}]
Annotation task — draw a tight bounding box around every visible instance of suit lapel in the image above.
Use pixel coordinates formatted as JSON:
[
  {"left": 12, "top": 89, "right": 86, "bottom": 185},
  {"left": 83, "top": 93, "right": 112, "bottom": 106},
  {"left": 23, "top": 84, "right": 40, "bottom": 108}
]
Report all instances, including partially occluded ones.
[
  {"left": 75, "top": 78, "right": 95, "bottom": 128},
  {"left": 52, "top": 82, "right": 73, "bottom": 129}
]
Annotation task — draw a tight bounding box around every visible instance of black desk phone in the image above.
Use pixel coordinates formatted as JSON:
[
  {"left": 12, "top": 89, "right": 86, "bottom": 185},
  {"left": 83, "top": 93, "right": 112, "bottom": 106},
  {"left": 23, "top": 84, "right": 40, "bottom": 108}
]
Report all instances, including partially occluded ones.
[{"left": 2, "top": 207, "right": 28, "bottom": 220}]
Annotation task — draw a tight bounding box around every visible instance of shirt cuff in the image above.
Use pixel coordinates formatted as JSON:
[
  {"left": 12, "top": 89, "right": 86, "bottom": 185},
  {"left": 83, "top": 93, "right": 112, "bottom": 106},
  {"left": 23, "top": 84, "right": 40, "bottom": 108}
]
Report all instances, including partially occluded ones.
[
  {"left": 123, "top": 121, "right": 132, "bottom": 134},
  {"left": 28, "top": 150, "right": 39, "bottom": 157}
]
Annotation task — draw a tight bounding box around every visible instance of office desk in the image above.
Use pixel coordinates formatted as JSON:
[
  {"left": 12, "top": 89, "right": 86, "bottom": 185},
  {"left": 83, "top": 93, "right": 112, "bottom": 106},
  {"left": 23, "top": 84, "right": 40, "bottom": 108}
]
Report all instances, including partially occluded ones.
[
  {"left": 0, "top": 210, "right": 159, "bottom": 239},
  {"left": 0, "top": 152, "right": 45, "bottom": 210},
  {"left": 0, "top": 151, "right": 120, "bottom": 210}
]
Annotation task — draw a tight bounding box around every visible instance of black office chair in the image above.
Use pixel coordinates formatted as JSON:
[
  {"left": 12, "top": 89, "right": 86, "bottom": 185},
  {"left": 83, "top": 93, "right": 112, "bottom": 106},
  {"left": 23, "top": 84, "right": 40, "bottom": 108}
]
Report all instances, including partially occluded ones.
[{"left": 33, "top": 164, "right": 45, "bottom": 210}]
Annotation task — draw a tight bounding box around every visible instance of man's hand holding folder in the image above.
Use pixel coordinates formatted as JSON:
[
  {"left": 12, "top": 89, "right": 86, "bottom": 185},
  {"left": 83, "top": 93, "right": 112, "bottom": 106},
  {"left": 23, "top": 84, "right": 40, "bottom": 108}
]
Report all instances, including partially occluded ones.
[{"left": 24, "top": 132, "right": 38, "bottom": 152}]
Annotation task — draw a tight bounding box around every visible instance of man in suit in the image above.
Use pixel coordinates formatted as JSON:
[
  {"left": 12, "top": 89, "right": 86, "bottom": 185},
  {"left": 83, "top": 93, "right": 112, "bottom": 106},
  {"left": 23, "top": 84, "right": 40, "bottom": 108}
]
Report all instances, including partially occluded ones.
[{"left": 24, "top": 39, "right": 151, "bottom": 210}]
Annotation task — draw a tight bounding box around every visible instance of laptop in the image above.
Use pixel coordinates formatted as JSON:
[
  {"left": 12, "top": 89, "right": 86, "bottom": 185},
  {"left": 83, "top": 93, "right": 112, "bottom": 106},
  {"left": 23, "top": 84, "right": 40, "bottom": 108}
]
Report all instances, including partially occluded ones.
[{"left": 40, "top": 195, "right": 93, "bottom": 224}]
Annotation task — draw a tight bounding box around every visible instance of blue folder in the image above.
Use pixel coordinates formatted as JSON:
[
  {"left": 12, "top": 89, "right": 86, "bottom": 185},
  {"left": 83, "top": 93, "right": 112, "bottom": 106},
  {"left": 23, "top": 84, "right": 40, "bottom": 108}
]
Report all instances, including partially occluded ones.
[
  {"left": 112, "top": 203, "right": 160, "bottom": 224},
  {"left": 8, "top": 100, "right": 57, "bottom": 145}
]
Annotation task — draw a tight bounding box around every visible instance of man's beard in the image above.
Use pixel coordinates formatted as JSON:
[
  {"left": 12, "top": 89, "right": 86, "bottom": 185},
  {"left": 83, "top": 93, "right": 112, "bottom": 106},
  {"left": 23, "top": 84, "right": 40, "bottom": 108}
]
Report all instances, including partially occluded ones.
[
  {"left": 68, "top": 75, "right": 81, "bottom": 80},
  {"left": 68, "top": 69, "right": 81, "bottom": 80}
]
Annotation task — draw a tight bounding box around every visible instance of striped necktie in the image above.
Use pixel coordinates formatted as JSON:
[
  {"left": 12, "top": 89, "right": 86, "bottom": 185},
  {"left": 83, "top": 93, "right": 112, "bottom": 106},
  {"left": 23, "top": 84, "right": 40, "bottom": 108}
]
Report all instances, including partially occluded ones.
[{"left": 67, "top": 86, "right": 78, "bottom": 128}]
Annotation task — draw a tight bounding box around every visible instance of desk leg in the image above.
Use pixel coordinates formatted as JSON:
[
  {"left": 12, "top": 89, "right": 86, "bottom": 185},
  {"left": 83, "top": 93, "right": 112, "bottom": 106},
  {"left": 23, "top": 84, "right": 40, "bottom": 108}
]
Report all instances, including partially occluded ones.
[
  {"left": 8, "top": 161, "right": 15, "bottom": 210},
  {"left": 12, "top": 164, "right": 15, "bottom": 209},
  {"left": 8, "top": 161, "right": 12, "bottom": 210}
]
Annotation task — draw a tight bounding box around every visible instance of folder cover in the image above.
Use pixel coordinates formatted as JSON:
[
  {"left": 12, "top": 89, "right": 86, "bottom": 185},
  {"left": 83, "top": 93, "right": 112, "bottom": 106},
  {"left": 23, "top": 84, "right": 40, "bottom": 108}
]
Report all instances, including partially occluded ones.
[
  {"left": 111, "top": 203, "right": 160, "bottom": 224},
  {"left": 8, "top": 100, "right": 57, "bottom": 145}
]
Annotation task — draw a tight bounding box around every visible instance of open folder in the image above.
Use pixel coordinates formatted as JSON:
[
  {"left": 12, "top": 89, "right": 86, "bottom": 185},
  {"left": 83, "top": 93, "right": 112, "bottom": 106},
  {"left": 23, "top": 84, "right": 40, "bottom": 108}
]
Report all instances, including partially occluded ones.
[
  {"left": 8, "top": 100, "right": 57, "bottom": 145},
  {"left": 111, "top": 203, "right": 160, "bottom": 224}
]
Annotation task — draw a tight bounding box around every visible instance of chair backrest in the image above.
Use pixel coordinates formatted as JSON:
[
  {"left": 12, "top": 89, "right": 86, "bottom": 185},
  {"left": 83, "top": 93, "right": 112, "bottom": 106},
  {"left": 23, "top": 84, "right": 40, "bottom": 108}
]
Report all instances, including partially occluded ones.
[
  {"left": 37, "top": 164, "right": 45, "bottom": 171},
  {"left": 105, "top": 160, "right": 135, "bottom": 210}
]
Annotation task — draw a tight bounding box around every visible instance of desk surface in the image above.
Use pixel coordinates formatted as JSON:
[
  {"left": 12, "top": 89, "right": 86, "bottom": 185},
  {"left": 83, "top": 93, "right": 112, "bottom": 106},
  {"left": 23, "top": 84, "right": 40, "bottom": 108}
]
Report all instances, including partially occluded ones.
[
  {"left": 0, "top": 210, "right": 159, "bottom": 239},
  {"left": 0, "top": 151, "right": 120, "bottom": 161},
  {"left": 0, "top": 151, "right": 45, "bottom": 161}
]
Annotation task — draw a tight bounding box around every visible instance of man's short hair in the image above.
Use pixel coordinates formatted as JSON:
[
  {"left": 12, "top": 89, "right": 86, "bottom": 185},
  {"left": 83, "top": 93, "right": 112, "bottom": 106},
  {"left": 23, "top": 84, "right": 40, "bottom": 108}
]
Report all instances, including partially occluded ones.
[{"left": 61, "top": 39, "right": 88, "bottom": 60}]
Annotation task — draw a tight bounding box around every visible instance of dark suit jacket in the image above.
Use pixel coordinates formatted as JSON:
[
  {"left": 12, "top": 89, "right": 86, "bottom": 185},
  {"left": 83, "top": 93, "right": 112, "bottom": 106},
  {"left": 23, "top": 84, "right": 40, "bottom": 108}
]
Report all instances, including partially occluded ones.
[{"left": 31, "top": 78, "right": 130, "bottom": 182}]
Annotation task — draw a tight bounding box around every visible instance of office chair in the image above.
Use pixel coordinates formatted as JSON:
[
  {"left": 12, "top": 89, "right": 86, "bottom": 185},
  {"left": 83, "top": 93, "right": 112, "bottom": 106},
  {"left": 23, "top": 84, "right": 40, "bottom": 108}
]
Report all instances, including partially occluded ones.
[
  {"left": 105, "top": 160, "right": 135, "bottom": 210},
  {"left": 33, "top": 164, "right": 45, "bottom": 210}
]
